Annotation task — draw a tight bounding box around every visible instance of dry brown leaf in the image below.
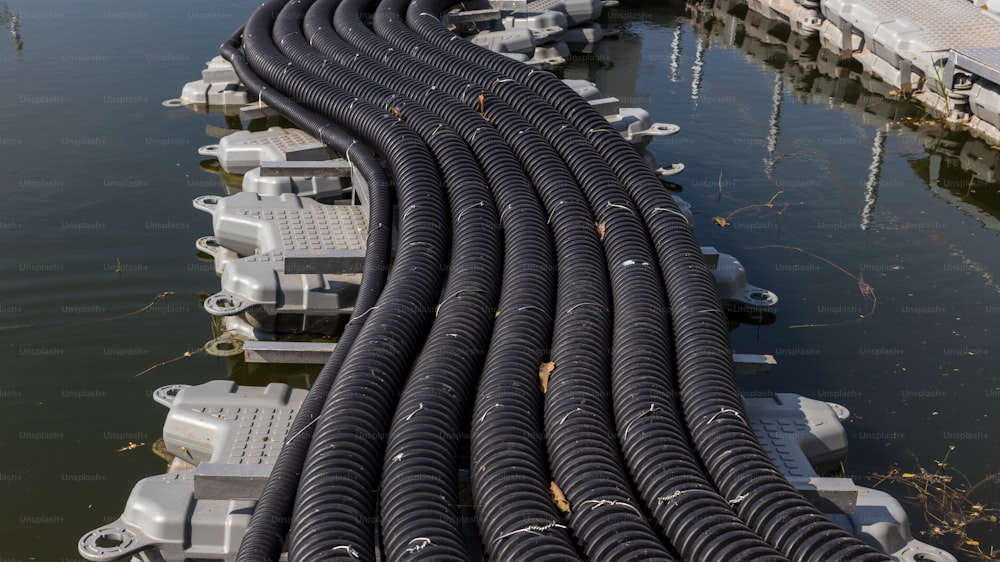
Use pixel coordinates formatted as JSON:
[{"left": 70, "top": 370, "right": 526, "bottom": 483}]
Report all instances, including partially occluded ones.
[
  {"left": 712, "top": 216, "right": 728, "bottom": 228},
  {"left": 539, "top": 361, "right": 555, "bottom": 393},
  {"left": 550, "top": 481, "right": 571, "bottom": 513},
  {"left": 596, "top": 221, "right": 606, "bottom": 241}
]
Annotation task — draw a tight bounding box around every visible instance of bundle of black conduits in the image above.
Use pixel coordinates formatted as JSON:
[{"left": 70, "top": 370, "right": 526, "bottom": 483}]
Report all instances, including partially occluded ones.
[
  {"left": 240, "top": 1, "right": 454, "bottom": 560},
  {"left": 402, "top": 2, "right": 889, "bottom": 560},
  {"left": 331, "top": 0, "right": 673, "bottom": 559},
  {"left": 292, "top": 1, "right": 581, "bottom": 558},
  {"left": 267, "top": 2, "right": 507, "bottom": 559},
  {"left": 211, "top": 0, "right": 897, "bottom": 560},
  {"left": 220, "top": 26, "right": 394, "bottom": 562},
  {"left": 368, "top": 1, "right": 791, "bottom": 560}
]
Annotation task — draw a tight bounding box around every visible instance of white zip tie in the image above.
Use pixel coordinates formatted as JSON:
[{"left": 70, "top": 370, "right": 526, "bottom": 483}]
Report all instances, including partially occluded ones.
[
  {"left": 623, "top": 404, "right": 658, "bottom": 439},
  {"left": 558, "top": 407, "right": 582, "bottom": 425},
  {"left": 580, "top": 499, "right": 643, "bottom": 517},
  {"left": 658, "top": 490, "right": 690, "bottom": 504},
  {"left": 605, "top": 201, "right": 635, "bottom": 216},
  {"left": 284, "top": 415, "right": 319, "bottom": 445},
  {"left": 343, "top": 139, "right": 358, "bottom": 167},
  {"left": 404, "top": 403, "right": 424, "bottom": 421},
  {"left": 494, "top": 521, "right": 567, "bottom": 545},
  {"left": 331, "top": 545, "right": 360, "bottom": 559},
  {"left": 479, "top": 402, "right": 501, "bottom": 423},
  {"left": 566, "top": 301, "right": 605, "bottom": 314},
  {"left": 457, "top": 201, "right": 485, "bottom": 221},
  {"left": 546, "top": 200, "right": 564, "bottom": 225},
  {"left": 347, "top": 305, "right": 380, "bottom": 325},
  {"left": 404, "top": 537, "right": 431, "bottom": 554},
  {"left": 651, "top": 207, "right": 691, "bottom": 226},
  {"left": 437, "top": 289, "right": 479, "bottom": 315},
  {"left": 707, "top": 407, "right": 743, "bottom": 424}
]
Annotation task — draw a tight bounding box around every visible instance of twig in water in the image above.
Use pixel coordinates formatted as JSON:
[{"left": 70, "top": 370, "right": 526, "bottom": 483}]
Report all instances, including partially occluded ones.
[
  {"left": 133, "top": 348, "right": 203, "bottom": 378},
  {"left": 751, "top": 245, "right": 878, "bottom": 328},
  {"left": 95, "top": 292, "right": 175, "bottom": 324}
]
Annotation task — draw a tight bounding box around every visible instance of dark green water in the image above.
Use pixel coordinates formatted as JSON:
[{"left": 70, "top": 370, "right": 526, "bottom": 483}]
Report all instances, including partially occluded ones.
[{"left": 0, "top": 0, "right": 996, "bottom": 559}]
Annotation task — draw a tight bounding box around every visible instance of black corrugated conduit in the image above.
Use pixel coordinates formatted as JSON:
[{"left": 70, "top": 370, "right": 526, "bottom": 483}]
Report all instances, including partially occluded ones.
[
  {"left": 467, "top": 98, "right": 607, "bottom": 562},
  {"left": 333, "top": 1, "right": 669, "bottom": 557},
  {"left": 359, "top": 2, "right": 686, "bottom": 559},
  {"left": 274, "top": 1, "right": 556, "bottom": 560},
  {"left": 305, "top": 1, "right": 588, "bottom": 559},
  {"left": 366, "top": 3, "right": 785, "bottom": 560},
  {"left": 290, "top": 1, "right": 583, "bottom": 558},
  {"left": 405, "top": 3, "right": 891, "bottom": 561},
  {"left": 269, "top": 4, "right": 506, "bottom": 559},
  {"left": 220, "top": 27, "right": 394, "bottom": 562},
  {"left": 236, "top": 2, "right": 458, "bottom": 560}
]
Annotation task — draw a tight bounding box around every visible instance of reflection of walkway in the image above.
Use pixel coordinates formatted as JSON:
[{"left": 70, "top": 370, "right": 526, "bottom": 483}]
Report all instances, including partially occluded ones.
[
  {"left": 691, "top": 29, "right": 708, "bottom": 105},
  {"left": 861, "top": 130, "right": 886, "bottom": 230},
  {"left": 688, "top": 0, "right": 1000, "bottom": 231},
  {"left": 0, "top": 2, "right": 22, "bottom": 53},
  {"left": 740, "top": 0, "right": 1000, "bottom": 144},
  {"left": 764, "top": 72, "right": 782, "bottom": 177}
]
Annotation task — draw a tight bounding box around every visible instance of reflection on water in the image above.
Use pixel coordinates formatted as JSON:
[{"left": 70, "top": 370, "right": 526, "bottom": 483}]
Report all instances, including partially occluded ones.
[
  {"left": 688, "top": 0, "right": 1000, "bottom": 230},
  {"left": 0, "top": 2, "right": 22, "bottom": 54}
]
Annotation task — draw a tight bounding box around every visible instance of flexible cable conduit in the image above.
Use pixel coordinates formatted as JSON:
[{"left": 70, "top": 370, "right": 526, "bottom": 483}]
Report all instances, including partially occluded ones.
[
  {"left": 360, "top": 1, "right": 682, "bottom": 559},
  {"left": 238, "top": 2, "right": 456, "bottom": 560},
  {"left": 220, "top": 27, "right": 393, "bottom": 562},
  {"left": 271, "top": 5, "right": 505, "bottom": 560},
  {"left": 275, "top": 3, "right": 572, "bottom": 558},
  {"left": 369, "top": 1, "right": 792, "bottom": 560},
  {"left": 405, "top": 2, "right": 890, "bottom": 560},
  {"left": 310, "top": 4, "right": 632, "bottom": 559},
  {"left": 268, "top": 2, "right": 509, "bottom": 559}
]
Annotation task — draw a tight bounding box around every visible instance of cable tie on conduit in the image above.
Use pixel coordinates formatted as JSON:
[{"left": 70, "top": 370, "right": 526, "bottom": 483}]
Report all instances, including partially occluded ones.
[
  {"left": 493, "top": 521, "right": 568, "bottom": 546},
  {"left": 331, "top": 545, "right": 360, "bottom": 559},
  {"left": 404, "top": 403, "right": 423, "bottom": 421},
  {"left": 558, "top": 408, "right": 582, "bottom": 425},
  {"left": 605, "top": 201, "right": 635, "bottom": 215},
  {"left": 707, "top": 407, "right": 744, "bottom": 424},
  {"left": 658, "top": 490, "right": 691, "bottom": 504},
  {"left": 651, "top": 206, "right": 691, "bottom": 226},
  {"left": 404, "top": 537, "right": 431, "bottom": 554},
  {"left": 623, "top": 404, "right": 658, "bottom": 439},
  {"left": 580, "top": 499, "right": 643, "bottom": 517},
  {"left": 479, "top": 403, "right": 500, "bottom": 423}
]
